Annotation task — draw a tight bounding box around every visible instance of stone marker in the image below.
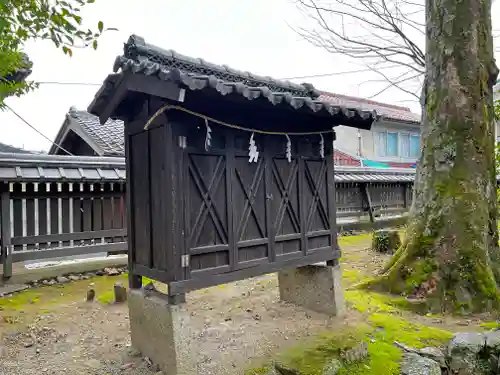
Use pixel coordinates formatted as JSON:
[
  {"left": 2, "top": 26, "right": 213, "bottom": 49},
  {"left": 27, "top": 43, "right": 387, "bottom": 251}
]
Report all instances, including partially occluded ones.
[
  {"left": 114, "top": 283, "right": 127, "bottom": 303},
  {"left": 86, "top": 289, "right": 95, "bottom": 302}
]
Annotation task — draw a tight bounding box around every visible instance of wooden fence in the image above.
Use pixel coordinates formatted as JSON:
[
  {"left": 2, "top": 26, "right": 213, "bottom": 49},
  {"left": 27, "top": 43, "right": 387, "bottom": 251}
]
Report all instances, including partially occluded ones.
[{"left": 0, "top": 152, "right": 415, "bottom": 279}]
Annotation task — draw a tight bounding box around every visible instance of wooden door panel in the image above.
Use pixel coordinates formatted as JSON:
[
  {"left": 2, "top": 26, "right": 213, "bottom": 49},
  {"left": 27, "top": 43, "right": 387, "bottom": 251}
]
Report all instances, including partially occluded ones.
[{"left": 185, "top": 152, "right": 230, "bottom": 272}]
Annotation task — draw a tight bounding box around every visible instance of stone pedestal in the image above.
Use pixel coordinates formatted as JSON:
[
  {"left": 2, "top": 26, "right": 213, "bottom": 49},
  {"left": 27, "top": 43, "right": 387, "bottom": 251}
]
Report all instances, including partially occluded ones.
[
  {"left": 278, "top": 264, "right": 345, "bottom": 316},
  {"left": 128, "top": 289, "right": 194, "bottom": 375}
]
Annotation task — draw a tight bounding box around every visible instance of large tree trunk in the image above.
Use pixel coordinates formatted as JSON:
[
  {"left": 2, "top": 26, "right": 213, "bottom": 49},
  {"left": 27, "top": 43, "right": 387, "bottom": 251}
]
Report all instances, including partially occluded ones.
[{"left": 370, "top": 0, "right": 500, "bottom": 313}]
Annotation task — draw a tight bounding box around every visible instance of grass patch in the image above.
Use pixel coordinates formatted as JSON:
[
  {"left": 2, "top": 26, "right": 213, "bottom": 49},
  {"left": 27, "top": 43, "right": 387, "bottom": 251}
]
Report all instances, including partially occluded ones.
[
  {"left": 480, "top": 321, "right": 500, "bottom": 330},
  {"left": 338, "top": 233, "right": 372, "bottom": 246}
]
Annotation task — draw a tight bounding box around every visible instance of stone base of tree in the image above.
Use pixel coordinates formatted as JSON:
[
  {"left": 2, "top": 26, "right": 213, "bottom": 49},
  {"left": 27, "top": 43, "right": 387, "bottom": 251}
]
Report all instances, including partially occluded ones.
[
  {"left": 278, "top": 264, "right": 345, "bottom": 316},
  {"left": 371, "top": 230, "right": 401, "bottom": 254},
  {"left": 127, "top": 289, "right": 194, "bottom": 375}
]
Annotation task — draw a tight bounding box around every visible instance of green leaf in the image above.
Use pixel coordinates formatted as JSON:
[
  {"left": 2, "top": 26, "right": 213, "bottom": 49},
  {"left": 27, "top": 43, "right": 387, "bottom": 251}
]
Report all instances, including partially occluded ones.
[
  {"left": 92, "top": 39, "right": 98, "bottom": 50},
  {"left": 62, "top": 46, "right": 72, "bottom": 57},
  {"left": 98, "top": 20, "right": 103, "bottom": 33}
]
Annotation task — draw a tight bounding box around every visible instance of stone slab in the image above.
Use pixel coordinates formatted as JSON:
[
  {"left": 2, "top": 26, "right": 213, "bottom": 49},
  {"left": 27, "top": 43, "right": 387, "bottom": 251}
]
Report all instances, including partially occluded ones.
[
  {"left": 278, "top": 264, "right": 345, "bottom": 316},
  {"left": 0, "top": 283, "right": 29, "bottom": 296}
]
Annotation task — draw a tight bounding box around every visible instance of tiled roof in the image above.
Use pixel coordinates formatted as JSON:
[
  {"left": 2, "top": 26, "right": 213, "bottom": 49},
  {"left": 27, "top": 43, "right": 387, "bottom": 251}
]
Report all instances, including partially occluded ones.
[
  {"left": 318, "top": 92, "right": 421, "bottom": 124},
  {"left": 68, "top": 107, "right": 124, "bottom": 156},
  {"left": 88, "top": 35, "right": 377, "bottom": 130},
  {"left": 0, "top": 152, "right": 125, "bottom": 182}
]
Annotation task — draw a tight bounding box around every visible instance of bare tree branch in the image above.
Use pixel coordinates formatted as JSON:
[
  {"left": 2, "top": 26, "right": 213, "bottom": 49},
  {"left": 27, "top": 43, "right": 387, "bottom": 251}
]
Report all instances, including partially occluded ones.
[
  {"left": 292, "top": 0, "right": 427, "bottom": 100},
  {"left": 293, "top": 0, "right": 498, "bottom": 101}
]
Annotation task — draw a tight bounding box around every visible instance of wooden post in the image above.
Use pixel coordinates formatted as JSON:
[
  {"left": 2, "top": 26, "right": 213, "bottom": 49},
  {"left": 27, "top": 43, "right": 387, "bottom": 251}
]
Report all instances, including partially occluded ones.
[
  {"left": 361, "top": 183, "right": 375, "bottom": 223},
  {"left": 402, "top": 183, "right": 409, "bottom": 209},
  {"left": 1, "top": 186, "right": 12, "bottom": 280},
  {"left": 125, "top": 112, "right": 142, "bottom": 290}
]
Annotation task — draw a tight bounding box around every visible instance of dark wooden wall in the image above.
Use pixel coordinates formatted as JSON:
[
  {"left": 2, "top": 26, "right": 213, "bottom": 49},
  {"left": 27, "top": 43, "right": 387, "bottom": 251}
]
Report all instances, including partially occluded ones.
[{"left": 125, "top": 105, "right": 411, "bottom": 295}]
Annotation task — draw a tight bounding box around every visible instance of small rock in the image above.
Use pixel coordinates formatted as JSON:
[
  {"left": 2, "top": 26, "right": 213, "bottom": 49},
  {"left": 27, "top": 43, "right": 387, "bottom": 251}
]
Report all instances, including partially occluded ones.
[
  {"left": 448, "top": 332, "right": 486, "bottom": 373},
  {"left": 56, "top": 276, "right": 69, "bottom": 284},
  {"left": 486, "top": 330, "right": 500, "bottom": 351},
  {"left": 105, "top": 267, "right": 120, "bottom": 276},
  {"left": 401, "top": 353, "right": 441, "bottom": 375},
  {"left": 274, "top": 362, "right": 301, "bottom": 375},
  {"left": 48, "top": 279, "right": 58, "bottom": 286},
  {"left": 41, "top": 280, "right": 51, "bottom": 286},
  {"left": 120, "top": 363, "right": 134, "bottom": 370},
  {"left": 417, "top": 347, "right": 445, "bottom": 367},
  {"left": 95, "top": 270, "right": 105, "bottom": 276},
  {"left": 86, "top": 289, "right": 96, "bottom": 302},
  {"left": 114, "top": 283, "right": 127, "bottom": 303},
  {"left": 23, "top": 342, "right": 34, "bottom": 348},
  {"left": 322, "top": 358, "right": 342, "bottom": 375},
  {"left": 0, "top": 346, "right": 7, "bottom": 358},
  {"left": 126, "top": 347, "right": 141, "bottom": 357},
  {"left": 68, "top": 275, "right": 80, "bottom": 281}
]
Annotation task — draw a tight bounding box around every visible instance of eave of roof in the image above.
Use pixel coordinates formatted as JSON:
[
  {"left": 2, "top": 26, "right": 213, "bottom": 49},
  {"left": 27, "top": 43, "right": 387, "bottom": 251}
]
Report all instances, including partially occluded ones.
[
  {"left": 88, "top": 35, "right": 378, "bottom": 131},
  {"left": 319, "top": 92, "right": 421, "bottom": 125}
]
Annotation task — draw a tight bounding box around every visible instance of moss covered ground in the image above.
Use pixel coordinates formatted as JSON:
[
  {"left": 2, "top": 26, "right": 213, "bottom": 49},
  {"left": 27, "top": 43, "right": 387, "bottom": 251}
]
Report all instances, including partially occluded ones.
[{"left": 245, "top": 232, "right": 497, "bottom": 375}]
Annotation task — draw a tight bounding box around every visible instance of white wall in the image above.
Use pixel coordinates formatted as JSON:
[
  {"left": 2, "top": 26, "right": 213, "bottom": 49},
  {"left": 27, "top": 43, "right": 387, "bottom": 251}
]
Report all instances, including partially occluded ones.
[
  {"left": 367, "top": 119, "right": 422, "bottom": 163},
  {"left": 335, "top": 119, "right": 422, "bottom": 162},
  {"left": 334, "top": 125, "right": 361, "bottom": 156}
]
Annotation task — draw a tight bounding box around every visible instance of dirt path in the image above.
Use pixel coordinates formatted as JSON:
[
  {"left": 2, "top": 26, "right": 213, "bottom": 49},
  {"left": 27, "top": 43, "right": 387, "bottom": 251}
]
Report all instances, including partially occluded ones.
[
  {"left": 0, "top": 272, "right": 365, "bottom": 375},
  {"left": 1, "top": 233, "right": 497, "bottom": 375}
]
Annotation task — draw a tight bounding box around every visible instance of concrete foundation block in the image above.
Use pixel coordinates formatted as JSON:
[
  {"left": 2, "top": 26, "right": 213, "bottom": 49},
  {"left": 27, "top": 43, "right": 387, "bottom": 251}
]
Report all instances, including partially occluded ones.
[
  {"left": 128, "top": 289, "right": 194, "bottom": 375},
  {"left": 278, "top": 264, "right": 345, "bottom": 316}
]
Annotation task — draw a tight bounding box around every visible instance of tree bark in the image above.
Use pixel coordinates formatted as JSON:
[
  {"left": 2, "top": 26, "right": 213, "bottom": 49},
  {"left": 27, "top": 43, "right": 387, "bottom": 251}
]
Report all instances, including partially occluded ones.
[{"left": 369, "top": 0, "right": 500, "bottom": 313}]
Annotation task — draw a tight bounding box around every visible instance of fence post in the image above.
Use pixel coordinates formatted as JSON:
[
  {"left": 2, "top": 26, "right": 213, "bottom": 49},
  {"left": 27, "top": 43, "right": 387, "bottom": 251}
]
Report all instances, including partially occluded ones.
[
  {"left": 402, "top": 183, "right": 408, "bottom": 209},
  {"left": 360, "top": 183, "right": 375, "bottom": 223},
  {"left": 1, "top": 186, "right": 12, "bottom": 280}
]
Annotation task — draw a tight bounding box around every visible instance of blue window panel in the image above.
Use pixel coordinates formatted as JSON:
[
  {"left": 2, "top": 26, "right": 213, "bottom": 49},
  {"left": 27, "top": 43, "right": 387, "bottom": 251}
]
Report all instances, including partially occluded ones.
[
  {"left": 387, "top": 132, "right": 398, "bottom": 156},
  {"left": 400, "top": 133, "right": 410, "bottom": 157},
  {"left": 377, "top": 132, "right": 387, "bottom": 156},
  {"left": 410, "top": 135, "right": 420, "bottom": 157}
]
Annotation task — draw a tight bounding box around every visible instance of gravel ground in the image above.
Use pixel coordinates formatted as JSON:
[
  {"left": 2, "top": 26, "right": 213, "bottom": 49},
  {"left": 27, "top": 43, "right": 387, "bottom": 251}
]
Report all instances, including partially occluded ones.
[{"left": 0, "top": 272, "right": 361, "bottom": 375}]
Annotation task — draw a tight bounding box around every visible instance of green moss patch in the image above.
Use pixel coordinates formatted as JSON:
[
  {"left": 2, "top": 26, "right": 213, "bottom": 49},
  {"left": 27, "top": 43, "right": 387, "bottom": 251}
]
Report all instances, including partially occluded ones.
[{"left": 245, "top": 311, "right": 452, "bottom": 375}]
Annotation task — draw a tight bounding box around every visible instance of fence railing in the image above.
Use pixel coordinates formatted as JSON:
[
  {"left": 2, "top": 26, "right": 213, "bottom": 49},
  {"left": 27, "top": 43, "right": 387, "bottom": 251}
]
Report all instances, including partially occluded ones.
[{"left": 0, "top": 152, "right": 416, "bottom": 279}]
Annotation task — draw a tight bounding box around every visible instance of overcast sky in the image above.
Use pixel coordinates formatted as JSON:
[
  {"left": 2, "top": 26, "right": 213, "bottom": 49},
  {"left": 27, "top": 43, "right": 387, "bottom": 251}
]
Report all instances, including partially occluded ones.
[{"left": 1, "top": 0, "right": 499, "bottom": 151}]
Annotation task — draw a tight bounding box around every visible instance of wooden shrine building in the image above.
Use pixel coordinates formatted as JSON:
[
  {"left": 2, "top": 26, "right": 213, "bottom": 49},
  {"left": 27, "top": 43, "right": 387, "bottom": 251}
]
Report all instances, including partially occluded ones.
[{"left": 88, "top": 35, "right": 377, "bottom": 302}]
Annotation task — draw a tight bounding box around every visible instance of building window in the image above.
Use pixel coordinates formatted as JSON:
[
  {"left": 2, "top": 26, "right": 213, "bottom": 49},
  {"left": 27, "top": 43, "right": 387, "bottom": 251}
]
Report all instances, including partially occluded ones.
[
  {"left": 376, "top": 130, "right": 421, "bottom": 158},
  {"left": 387, "top": 132, "right": 398, "bottom": 156},
  {"left": 377, "top": 132, "right": 387, "bottom": 156},
  {"left": 410, "top": 135, "right": 420, "bottom": 157},
  {"left": 400, "top": 133, "right": 410, "bottom": 157}
]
